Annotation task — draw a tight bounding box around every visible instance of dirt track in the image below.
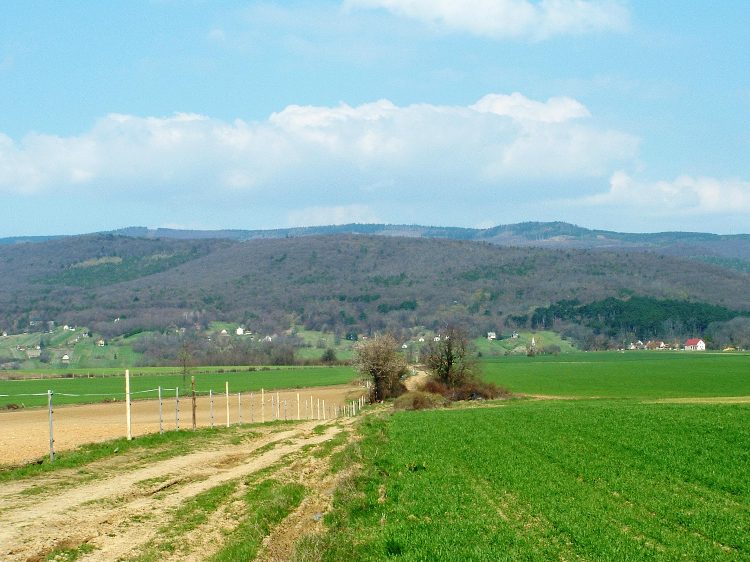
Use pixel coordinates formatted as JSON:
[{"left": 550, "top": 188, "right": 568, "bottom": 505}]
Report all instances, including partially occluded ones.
[
  {"left": 0, "top": 417, "right": 356, "bottom": 561},
  {"left": 0, "top": 384, "right": 364, "bottom": 466}
]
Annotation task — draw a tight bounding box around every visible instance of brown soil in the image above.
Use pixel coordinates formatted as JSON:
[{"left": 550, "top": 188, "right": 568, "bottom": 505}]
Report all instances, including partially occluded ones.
[
  {"left": 0, "top": 417, "right": 357, "bottom": 561},
  {"left": 404, "top": 367, "right": 430, "bottom": 391},
  {"left": 0, "top": 384, "right": 364, "bottom": 466}
]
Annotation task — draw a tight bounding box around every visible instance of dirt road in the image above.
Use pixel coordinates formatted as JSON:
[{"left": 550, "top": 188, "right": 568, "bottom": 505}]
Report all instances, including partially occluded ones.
[
  {"left": 0, "top": 384, "right": 364, "bottom": 466},
  {"left": 0, "top": 416, "right": 356, "bottom": 561}
]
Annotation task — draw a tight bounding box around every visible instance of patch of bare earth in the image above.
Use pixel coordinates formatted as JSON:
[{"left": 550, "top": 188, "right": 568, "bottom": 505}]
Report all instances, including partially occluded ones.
[
  {"left": 404, "top": 367, "right": 431, "bottom": 391},
  {"left": 255, "top": 427, "right": 358, "bottom": 562},
  {"left": 0, "top": 418, "right": 355, "bottom": 562}
]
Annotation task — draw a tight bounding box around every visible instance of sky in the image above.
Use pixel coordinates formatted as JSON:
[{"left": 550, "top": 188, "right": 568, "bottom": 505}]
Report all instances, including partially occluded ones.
[{"left": 1, "top": 1, "right": 749, "bottom": 237}]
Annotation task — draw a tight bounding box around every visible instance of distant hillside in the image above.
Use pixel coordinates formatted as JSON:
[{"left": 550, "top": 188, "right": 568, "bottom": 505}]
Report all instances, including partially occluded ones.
[
  {"left": 1, "top": 233, "right": 749, "bottom": 341},
  {"left": 5, "top": 222, "right": 750, "bottom": 268},
  {"left": 107, "top": 222, "right": 750, "bottom": 259}
]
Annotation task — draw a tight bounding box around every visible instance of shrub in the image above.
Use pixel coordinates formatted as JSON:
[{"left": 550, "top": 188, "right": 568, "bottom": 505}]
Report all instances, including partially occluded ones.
[
  {"left": 393, "top": 391, "right": 449, "bottom": 411},
  {"left": 420, "top": 376, "right": 510, "bottom": 402}
]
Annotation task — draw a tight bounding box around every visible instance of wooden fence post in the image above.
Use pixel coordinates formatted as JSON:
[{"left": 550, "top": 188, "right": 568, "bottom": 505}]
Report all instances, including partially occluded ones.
[
  {"left": 158, "top": 386, "right": 163, "bottom": 434},
  {"left": 175, "top": 387, "right": 180, "bottom": 430},
  {"left": 210, "top": 389, "right": 214, "bottom": 428},
  {"left": 125, "top": 369, "right": 132, "bottom": 441},
  {"left": 191, "top": 376, "right": 197, "bottom": 431},
  {"left": 47, "top": 390, "right": 54, "bottom": 462},
  {"left": 225, "top": 381, "right": 230, "bottom": 428}
]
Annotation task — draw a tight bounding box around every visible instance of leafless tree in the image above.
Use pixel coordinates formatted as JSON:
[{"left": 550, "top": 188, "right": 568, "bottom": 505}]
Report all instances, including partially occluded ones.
[
  {"left": 424, "top": 325, "right": 475, "bottom": 387},
  {"left": 354, "top": 334, "right": 407, "bottom": 401}
]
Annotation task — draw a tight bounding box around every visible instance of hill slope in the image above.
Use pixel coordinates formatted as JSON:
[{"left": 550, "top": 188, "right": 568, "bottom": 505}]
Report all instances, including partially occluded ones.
[{"left": 1, "top": 234, "right": 748, "bottom": 337}]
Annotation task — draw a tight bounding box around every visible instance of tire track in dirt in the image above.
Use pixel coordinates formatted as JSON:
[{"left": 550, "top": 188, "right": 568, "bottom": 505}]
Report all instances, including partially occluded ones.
[{"left": 0, "top": 419, "right": 350, "bottom": 562}]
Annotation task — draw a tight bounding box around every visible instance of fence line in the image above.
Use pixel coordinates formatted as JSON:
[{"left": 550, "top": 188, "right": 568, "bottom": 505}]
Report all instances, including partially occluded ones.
[{"left": 3, "top": 376, "right": 368, "bottom": 463}]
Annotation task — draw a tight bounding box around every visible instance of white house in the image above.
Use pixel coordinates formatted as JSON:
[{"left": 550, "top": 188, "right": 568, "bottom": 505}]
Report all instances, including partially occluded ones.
[
  {"left": 418, "top": 337, "right": 425, "bottom": 342},
  {"left": 235, "top": 327, "right": 245, "bottom": 336},
  {"left": 401, "top": 343, "right": 408, "bottom": 349},
  {"left": 684, "top": 338, "right": 706, "bottom": 351},
  {"left": 487, "top": 331, "right": 497, "bottom": 341},
  {"left": 434, "top": 336, "right": 441, "bottom": 342},
  {"left": 61, "top": 354, "right": 70, "bottom": 363}
]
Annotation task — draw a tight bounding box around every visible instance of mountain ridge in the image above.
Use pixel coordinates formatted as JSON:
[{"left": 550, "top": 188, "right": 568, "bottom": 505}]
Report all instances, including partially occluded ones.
[{"left": 4, "top": 221, "right": 750, "bottom": 261}]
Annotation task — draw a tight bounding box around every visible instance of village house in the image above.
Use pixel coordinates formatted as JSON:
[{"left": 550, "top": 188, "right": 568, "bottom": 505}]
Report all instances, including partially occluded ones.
[
  {"left": 235, "top": 327, "right": 245, "bottom": 336},
  {"left": 684, "top": 338, "right": 706, "bottom": 351},
  {"left": 61, "top": 354, "right": 70, "bottom": 363},
  {"left": 487, "top": 331, "right": 497, "bottom": 341},
  {"left": 96, "top": 338, "right": 106, "bottom": 347}
]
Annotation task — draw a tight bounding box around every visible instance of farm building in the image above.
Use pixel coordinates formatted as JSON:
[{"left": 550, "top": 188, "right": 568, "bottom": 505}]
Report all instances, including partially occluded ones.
[
  {"left": 235, "top": 327, "right": 245, "bottom": 335},
  {"left": 487, "top": 331, "right": 497, "bottom": 340},
  {"left": 684, "top": 338, "right": 706, "bottom": 351}
]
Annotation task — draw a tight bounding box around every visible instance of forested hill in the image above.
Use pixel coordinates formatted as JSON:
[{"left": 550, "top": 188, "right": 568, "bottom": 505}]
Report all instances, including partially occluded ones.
[
  {"left": 1, "top": 233, "right": 749, "bottom": 339},
  {"left": 3, "top": 222, "right": 750, "bottom": 266}
]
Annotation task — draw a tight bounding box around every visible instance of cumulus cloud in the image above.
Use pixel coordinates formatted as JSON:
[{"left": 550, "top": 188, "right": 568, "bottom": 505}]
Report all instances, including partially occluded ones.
[
  {"left": 0, "top": 93, "right": 637, "bottom": 207},
  {"left": 579, "top": 171, "right": 750, "bottom": 215},
  {"left": 344, "top": 0, "right": 629, "bottom": 40}
]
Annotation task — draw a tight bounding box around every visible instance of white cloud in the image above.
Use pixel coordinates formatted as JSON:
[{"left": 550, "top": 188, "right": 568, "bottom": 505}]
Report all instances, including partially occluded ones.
[
  {"left": 0, "top": 93, "right": 637, "bottom": 206},
  {"left": 472, "top": 93, "right": 590, "bottom": 122},
  {"left": 579, "top": 171, "right": 750, "bottom": 215},
  {"left": 345, "top": 0, "right": 629, "bottom": 40}
]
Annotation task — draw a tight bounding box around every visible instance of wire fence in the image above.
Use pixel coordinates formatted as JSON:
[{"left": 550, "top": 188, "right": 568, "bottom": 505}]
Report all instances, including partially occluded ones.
[{"left": 1, "top": 371, "right": 368, "bottom": 464}]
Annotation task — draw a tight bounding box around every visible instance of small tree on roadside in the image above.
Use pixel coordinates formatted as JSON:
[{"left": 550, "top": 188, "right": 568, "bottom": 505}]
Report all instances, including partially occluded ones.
[
  {"left": 424, "top": 325, "right": 475, "bottom": 388},
  {"left": 354, "top": 334, "right": 408, "bottom": 402},
  {"left": 178, "top": 341, "right": 193, "bottom": 386}
]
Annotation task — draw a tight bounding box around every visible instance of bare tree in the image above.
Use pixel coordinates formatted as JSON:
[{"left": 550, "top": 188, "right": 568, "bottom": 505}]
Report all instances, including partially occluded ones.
[
  {"left": 424, "top": 325, "right": 475, "bottom": 387},
  {"left": 354, "top": 334, "right": 408, "bottom": 401},
  {"left": 178, "top": 341, "right": 193, "bottom": 386}
]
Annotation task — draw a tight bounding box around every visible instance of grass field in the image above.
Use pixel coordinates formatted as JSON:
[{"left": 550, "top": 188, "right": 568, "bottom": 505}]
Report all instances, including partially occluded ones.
[
  {"left": 312, "top": 401, "right": 749, "bottom": 560},
  {"left": 480, "top": 351, "right": 750, "bottom": 398},
  {"left": 0, "top": 365, "right": 357, "bottom": 408},
  {"left": 3, "top": 351, "right": 749, "bottom": 560}
]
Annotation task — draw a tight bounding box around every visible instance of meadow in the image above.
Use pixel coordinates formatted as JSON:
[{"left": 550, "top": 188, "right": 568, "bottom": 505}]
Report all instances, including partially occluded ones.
[
  {"left": 313, "top": 401, "right": 749, "bottom": 561},
  {"left": 4, "top": 351, "right": 749, "bottom": 560},
  {"left": 481, "top": 351, "right": 750, "bottom": 398},
  {"left": 0, "top": 365, "right": 357, "bottom": 408},
  {"left": 295, "top": 352, "right": 750, "bottom": 561}
]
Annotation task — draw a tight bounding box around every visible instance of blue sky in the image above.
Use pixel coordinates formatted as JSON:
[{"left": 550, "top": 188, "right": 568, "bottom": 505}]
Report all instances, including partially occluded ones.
[{"left": 1, "top": 1, "right": 749, "bottom": 236}]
